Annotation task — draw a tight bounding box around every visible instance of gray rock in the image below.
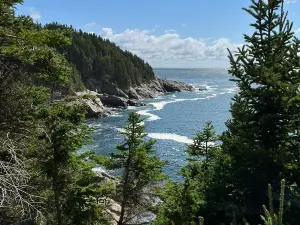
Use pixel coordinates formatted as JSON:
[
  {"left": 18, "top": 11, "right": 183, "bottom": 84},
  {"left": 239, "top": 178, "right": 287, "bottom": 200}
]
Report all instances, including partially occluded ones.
[
  {"left": 85, "top": 77, "right": 129, "bottom": 98},
  {"left": 68, "top": 92, "right": 110, "bottom": 118},
  {"left": 127, "top": 99, "right": 146, "bottom": 107},
  {"left": 99, "top": 95, "right": 128, "bottom": 108},
  {"left": 198, "top": 87, "right": 207, "bottom": 91},
  {"left": 158, "top": 78, "right": 194, "bottom": 92},
  {"left": 135, "top": 86, "right": 158, "bottom": 99},
  {"left": 127, "top": 87, "right": 142, "bottom": 100}
]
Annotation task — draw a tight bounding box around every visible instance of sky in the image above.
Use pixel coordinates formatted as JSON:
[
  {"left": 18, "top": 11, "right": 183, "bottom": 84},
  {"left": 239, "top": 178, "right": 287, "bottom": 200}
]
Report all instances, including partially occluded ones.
[{"left": 16, "top": 0, "right": 300, "bottom": 68}]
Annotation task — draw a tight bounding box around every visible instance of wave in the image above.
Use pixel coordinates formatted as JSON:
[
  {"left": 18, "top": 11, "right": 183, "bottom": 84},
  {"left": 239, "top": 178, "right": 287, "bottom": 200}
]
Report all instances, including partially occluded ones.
[
  {"left": 115, "top": 127, "right": 125, "bottom": 133},
  {"left": 149, "top": 94, "right": 217, "bottom": 112},
  {"left": 136, "top": 109, "right": 161, "bottom": 121},
  {"left": 110, "top": 113, "right": 124, "bottom": 117},
  {"left": 224, "top": 87, "right": 238, "bottom": 93},
  {"left": 147, "top": 133, "right": 193, "bottom": 144}
]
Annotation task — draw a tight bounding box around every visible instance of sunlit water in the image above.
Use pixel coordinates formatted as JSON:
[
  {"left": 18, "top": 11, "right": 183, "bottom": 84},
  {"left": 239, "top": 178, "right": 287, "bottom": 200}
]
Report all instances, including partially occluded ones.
[{"left": 83, "top": 68, "right": 237, "bottom": 180}]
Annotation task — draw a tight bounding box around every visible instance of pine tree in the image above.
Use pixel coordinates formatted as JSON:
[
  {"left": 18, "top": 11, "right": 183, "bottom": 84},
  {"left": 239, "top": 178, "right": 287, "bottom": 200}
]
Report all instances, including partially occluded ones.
[
  {"left": 110, "top": 112, "right": 167, "bottom": 225},
  {"left": 33, "top": 103, "right": 113, "bottom": 225},
  {"left": 220, "top": 0, "right": 300, "bottom": 223},
  {"left": 154, "top": 122, "right": 221, "bottom": 225},
  {"left": 186, "top": 121, "right": 218, "bottom": 166}
]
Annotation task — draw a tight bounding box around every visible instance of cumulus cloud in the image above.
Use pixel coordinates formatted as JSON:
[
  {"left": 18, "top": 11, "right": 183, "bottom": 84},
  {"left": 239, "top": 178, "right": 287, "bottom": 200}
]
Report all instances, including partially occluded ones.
[
  {"left": 29, "top": 7, "right": 41, "bottom": 22},
  {"left": 99, "top": 28, "right": 241, "bottom": 68}
]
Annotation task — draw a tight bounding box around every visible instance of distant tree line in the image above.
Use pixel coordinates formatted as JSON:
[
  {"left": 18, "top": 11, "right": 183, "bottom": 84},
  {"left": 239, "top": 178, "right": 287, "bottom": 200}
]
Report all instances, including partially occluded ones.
[{"left": 44, "top": 22, "right": 155, "bottom": 90}]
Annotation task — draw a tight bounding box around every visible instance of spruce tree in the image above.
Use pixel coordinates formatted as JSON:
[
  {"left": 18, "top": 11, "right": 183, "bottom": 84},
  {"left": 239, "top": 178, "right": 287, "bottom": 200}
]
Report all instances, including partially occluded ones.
[
  {"left": 220, "top": 0, "right": 300, "bottom": 223},
  {"left": 33, "top": 103, "right": 113, "bottom": 225},
  {"left": 154, "top": 122, "right": 222, "bottom": 225},
  {"left": 110, "top": 112, "right": 167, "bottom": 225}
]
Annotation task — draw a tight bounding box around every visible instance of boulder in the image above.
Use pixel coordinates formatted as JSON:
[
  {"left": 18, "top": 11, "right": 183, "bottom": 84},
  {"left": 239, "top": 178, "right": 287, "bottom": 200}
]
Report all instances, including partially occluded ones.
[
  {"left": 105, "top": 198, "right": 121, "bottom": 225},
  {"left": 127, "top": 99, "right": 146, "bottom": 107},
  {"left": 198, "top": 87, "right": 207, "bottom": 91},
  {"left": 68, "top": 91, "right": 110, "bottom": 118},
  {"left": 99, "top": 95, "right": 128, "bottom": 108},
  {"left": 84, "top": 98, "right": 110, "bottom": 118},
  {"left": 158, "top": 78, "right": 195, "bottom": 92}
]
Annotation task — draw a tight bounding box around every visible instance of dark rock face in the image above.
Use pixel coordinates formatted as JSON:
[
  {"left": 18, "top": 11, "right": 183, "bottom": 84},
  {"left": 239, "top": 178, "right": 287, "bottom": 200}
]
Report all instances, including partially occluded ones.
[
  {"left": 158, "top": 78, "right": 194, "bottom": 92},
  {"left": 198, "top": 87, "right": 207, "bottom": 91},
  {"left": 78, "top": 76, "right": 201, "bottom": 118},
  {"left": 122, "top": 77, "right": 195, "bottom": 100},
  {"left": 127, "top": 87, "right": 142, "bottom": 100},
  {"left": 127, "top": 99, "right": 146, "bottom": 107},
  {"left": 99, "top": 95, "right": 128, "bottom": 108},
  {"left": 68, "top": 91, "right": 111, "bottom": 118},
  {"left": 85, "top": 78, "right": 129, "bottom": 98}
]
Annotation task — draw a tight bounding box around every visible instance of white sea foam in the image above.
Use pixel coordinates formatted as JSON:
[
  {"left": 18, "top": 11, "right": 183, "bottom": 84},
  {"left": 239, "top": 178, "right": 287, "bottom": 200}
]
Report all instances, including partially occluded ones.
[
  {"left": 110, "top": 114, "right": 124, "bottom": 118},
  {"left": 148, "top": 94, "right": 218, "bottom": 112},
  {"left": 137, "top": 110, "right": 161, "bottom": 121},
  {"left": 225, "top": 87, "right": 238, "bottom": 93},
  {"left": 115, "top": 127, "right": 125, "bottom": 133},
  {"left": 127, "top": 106, "right": 138, "bottom": 110},
  {"left": 149, "top": 101, "right": 172, "bottom": 111},
  {"left": 147, "top": 133, "right": 193, "bottom": 144}
]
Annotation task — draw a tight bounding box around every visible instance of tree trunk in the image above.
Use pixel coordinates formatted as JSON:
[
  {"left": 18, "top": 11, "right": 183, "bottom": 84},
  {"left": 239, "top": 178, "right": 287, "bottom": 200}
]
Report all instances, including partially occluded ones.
[
  {"left": 118, "top": 122, "right": 136, "bottom": 225},
  {"left": 52, "top": 147, "right": 63, "bottom": 225}
]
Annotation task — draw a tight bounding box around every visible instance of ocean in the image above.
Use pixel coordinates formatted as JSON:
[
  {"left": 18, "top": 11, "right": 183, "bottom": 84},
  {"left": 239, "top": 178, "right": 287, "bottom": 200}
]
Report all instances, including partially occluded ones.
[{"left": 84, "top": 68, "right": 238, "bottom": 180}]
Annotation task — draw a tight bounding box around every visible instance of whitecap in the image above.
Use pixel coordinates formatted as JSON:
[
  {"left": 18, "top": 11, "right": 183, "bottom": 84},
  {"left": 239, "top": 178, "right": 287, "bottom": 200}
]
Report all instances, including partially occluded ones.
[
  {"left": 110, "top": 114, "right": 124, "bottom": 118},
  {"left": 148, "top": 94, "right": 218, "bottom": 112},
  {"left": 115, "top": 127, "right": 125, "bottom": 132},
  {"left": 149, "top": 101, "right": 172, "bottom": 111},
  {"left": 127, "top": 106, "right": 138, "bottom": 110},
  {"left": 147, "top": 133, "right": 193, "bottom": 144},
  {"left": 224, "top": 87, "right": 238, "bottom": 93},
  {"left": 137, "top": 110, "right": 161, "bottom": 121}
]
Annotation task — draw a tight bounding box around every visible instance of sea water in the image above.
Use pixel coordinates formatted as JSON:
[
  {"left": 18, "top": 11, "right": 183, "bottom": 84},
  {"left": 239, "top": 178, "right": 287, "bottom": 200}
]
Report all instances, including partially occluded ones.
[{"left": 84, "top": 68, "right": 237, "bottom": 180}]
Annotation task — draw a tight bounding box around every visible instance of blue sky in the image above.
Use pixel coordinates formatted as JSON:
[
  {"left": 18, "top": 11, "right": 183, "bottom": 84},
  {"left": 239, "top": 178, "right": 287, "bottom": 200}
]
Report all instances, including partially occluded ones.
[{"left": 17, "top": 0, "right": 300, "bottom": 68}]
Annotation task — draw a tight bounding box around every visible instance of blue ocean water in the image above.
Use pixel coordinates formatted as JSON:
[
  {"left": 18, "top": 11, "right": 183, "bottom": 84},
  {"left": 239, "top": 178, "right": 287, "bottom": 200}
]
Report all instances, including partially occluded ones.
[{"left": 85, "top": 68, "right": 237, "bottom": 180}]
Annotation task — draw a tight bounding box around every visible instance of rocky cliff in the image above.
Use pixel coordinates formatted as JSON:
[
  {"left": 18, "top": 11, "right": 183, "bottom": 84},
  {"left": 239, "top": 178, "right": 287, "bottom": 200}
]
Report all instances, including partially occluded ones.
[{"left": 71, "top": 77, "right": 200, "bottom": 118}]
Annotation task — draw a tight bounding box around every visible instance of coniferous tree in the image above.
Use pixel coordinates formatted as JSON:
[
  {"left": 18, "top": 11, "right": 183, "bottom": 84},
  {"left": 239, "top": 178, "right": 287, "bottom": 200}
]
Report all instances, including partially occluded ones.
[
  {"left": 110, "top": 112, "right": 167, "bottom": 225},
  {"left": 154, "top": 122, "right": 222, "bottom": 225},
  {"left": 1, "top": 1, "right": 113, "bottom": 224},
  {"left": 219, "top": 0, "right": 300, "bottom": 223},
  {"left": 32, "top": 103, "right": 113, "bottom": 225},
  {"left": 45, "top": 23, "right": 156, "bottom": 91}
]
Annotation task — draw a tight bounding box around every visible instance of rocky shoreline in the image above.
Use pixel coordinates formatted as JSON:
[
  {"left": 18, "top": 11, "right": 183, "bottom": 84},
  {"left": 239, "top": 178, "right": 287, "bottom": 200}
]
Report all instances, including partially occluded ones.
[{"left": 70, "top": 76, "right": 203, "bottom": 118}]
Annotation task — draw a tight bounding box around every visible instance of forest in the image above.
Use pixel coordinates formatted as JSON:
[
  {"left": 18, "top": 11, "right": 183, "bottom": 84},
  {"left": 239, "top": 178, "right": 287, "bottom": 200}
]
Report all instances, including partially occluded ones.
[{"left": 1, "top": 0, "right": 300, "bottom": 225}]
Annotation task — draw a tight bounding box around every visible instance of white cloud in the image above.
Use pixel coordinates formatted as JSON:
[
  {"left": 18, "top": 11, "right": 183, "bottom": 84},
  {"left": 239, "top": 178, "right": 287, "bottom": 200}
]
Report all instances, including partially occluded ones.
[
  {"left": 29, "top": 7, "right": 41, "bottom": 22},
  {"left": 295, "top": 28, "right": 300, "bottom": 35},
  {"left": 99, "top": 28, "right": 241, "bottom": 68},
  {"left": 286, "top": 0, "right": 297, "bottom": 3}
]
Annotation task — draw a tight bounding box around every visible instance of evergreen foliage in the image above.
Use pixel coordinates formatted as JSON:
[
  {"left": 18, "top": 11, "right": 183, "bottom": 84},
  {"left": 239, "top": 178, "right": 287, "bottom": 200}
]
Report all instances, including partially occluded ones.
[
  {"left": 0, "top": 1, "right": 113, "bottom": 224},
  {"left": 3, "top": 0, "right": 300, "bottom": 224},
  {"left": 44, "top": 23, "right": 156, "bottom": 90},
  {"left": 110, "top": 112, "right": 167, "bottom": 225},
  {"left": 154, "top": 1, "right": 300, "bottom": 224}
]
